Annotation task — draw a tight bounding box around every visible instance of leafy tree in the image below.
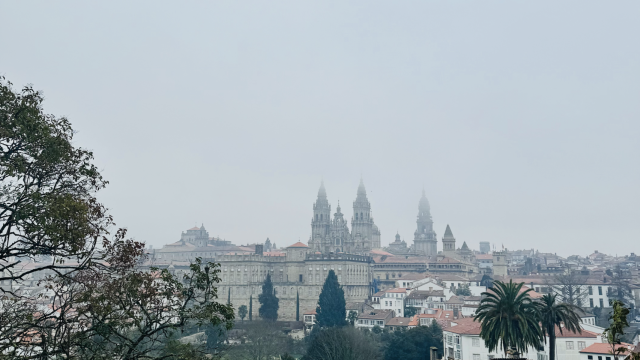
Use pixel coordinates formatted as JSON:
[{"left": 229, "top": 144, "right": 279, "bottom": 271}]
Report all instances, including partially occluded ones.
[
  {"left": 603, "top": 300, "right": 631, "bottom": 358},
  {"left": 296, "top": 290, "right": 300, "bottom": 322},
  {"left": 228, "top": 287, "right": 232, "bottom": 305},
  {"left": 384, "top": 322, "right": 443, "bottom": 360},
  {"left": 372, "top": 325, "right": 382, "bottom": 334},
  {"left": 480, "top": 275, "right": 493, "bottom": 288},
  {"left": 74, "top": 257, "right": 235, "bottom": 359},
  {"left": 249, "top": 295, "right": 253, "bottom": 321},
  {"left": 538, "top": 293, "right": 582, "bottom": 360},
  {"left": 347, "top": 311, "right": 358, "bottom": 325},
  {"left": 315, "top": 270, "right": 346, "bottom": 328},
  {"left": 239, "top": 305, "right": 248, "bottom": 323},
  {"left": 474, "top": 280, "right": 543, "bottom": 356},
  {"left": 226, "top": 322, "right": 290, "bottom": 360},
  {"left": 404, "top": 306, "right": 419, "bottom": 318},
  {"left": 259, "top": 274, "right": 279, "bottom": 321},
  {"left": 205, "top": 324, "right": 226, "bottom": 352},
  {"left": 281, "top": 353, "right": 295, "bottom": 360},
  {"left": 305, "top": 327, "right": 382, "bottom": 360},
  {"left": 455, "top": 283, "right": 472, "bottom": 296}
]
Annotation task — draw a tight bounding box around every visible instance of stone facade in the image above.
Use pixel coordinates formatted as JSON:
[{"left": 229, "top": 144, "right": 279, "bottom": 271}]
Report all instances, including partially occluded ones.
[
  {"left": 308, "top": 180, "right": 381, "bottom": 254},
  {"left": 413, "top": 191, "right": 438, "bottom": 257}
]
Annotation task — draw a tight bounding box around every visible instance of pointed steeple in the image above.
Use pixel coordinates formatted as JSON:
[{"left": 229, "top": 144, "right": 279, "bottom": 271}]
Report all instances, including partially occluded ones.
[
  {"left": 461, "top": 241, "right": 469, "bottom": 251},
  {"left": 357, "top": 178, "right": 367, "bottom": 198},
  {"left": 444, "top": 224, "right": 454, "bottom": 238},
  {"left": 318, "top": 181, "right": 327, "bottom": 199}
]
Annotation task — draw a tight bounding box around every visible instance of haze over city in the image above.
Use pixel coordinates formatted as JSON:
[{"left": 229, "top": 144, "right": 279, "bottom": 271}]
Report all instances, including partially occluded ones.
[{"left": 2, "top": 1, "right": 639, "bottom": 256}]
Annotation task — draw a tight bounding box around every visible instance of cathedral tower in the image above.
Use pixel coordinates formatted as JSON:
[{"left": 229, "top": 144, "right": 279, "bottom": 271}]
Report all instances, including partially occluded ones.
[
  {"left": 309, "top": 181, "right": 331, "bottom": 252},
  {"left": 329, "top": 202, "right": 350, "bottom": 253},
  {"left": 442, "top": 224, "right": 456, "bottom": 258},
  {"left": 413, "top": 190, "right": 438, "bottom": 256},
  {"left": 350, "top": 179, "right": 380, "bottom": 253}
]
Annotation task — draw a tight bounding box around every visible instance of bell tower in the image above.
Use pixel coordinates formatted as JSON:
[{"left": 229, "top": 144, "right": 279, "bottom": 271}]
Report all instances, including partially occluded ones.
[{"left": 309, "top": 181, "right": 331, "bottom": 252}]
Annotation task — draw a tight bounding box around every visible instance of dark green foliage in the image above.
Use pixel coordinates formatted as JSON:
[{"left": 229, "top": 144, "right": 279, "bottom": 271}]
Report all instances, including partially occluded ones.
[
  {"left": 249, "top": 295, "right": 253, "bottom": 321},
  {"left": 238, "top": 305, "right": 248, "bottom": 322},
  {"left": 296, "top": 290, "right": 300, "bottom": 322},
  {"left": 347, "top": 311, "right": 358, "bottom": 325},
  {"left": 281, "top": 353, "right": 295, "bottom": 360},
  {"left": 455, "top": 283, "right": 472, "bottom": 296},
  {"left": 228, "top": 288, "right": 231, "bottom": 305},
  {"left": 604, "top": 300, "right": 631, "bottom": 357},
  {"left": 404, "top": 306, "right": 419, "bottom": 318},
  {"left": 372, "top": 325, "right": 382, "bottom": 334},
  {"left": 539, "top": 293, "right": 582, "bottom": 360},
  {"left": 205, "top": 324, "right": 227, "bottom": 352},
  {"left": 384, "top": 322, "right": 443, "bottom": 360},
  {"left": 474, "top": 280, "right": 543, "bottom": 355},
  {"left": 305, "top": 327, "right": 382, "bottom": 360},
  {"left": 315, "top": 270, "right": 346, "bottom": 328},
  {"left": 259, "top": 274, "right": 279, "bottom": 321},
  {"left": 480, "top": 275, "right": 493, "bottom": 288}
]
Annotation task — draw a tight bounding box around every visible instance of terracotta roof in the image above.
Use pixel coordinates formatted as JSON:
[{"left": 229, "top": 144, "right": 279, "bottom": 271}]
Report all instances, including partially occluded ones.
[
  {"left": 287, "top": 242, "right": 309, "bottom": 248},
  {"left": 303, "top": 309, "right": 317, "bottom": 315},
  {"left": 373, "top": 256, "right": 430, "bottom": 264},
  {"left": 580, "top": 343, "right": 634, "bottom": 354},
  {"left": 385, "top": 288, "right": 409, "bottom": 293},
  {"left": 437, "top": 257, "right": 462, "bottom": 264},
  {"left": 370, "top": 249, "right": 395, "bottom": 256},
  {"left": 445, "top": 318, "right": 482, "bottom": 335},
  {"left": 475, "top": 254, "right": 493, "bottom": 260},
  {"left": 358, "top": 310, "right": 393, "bottom": 320},
  {"left": 263, "top": 252, "right": 286, "bottom": 257},
  {"left": 386, "top": 317, "right": 410, "bottom": 326},
  {"left": 188, "top": 227, "right": 200, "bottom": 230},
  {"left": 555, "top": 327, "right": 598, "bottom": 338}
]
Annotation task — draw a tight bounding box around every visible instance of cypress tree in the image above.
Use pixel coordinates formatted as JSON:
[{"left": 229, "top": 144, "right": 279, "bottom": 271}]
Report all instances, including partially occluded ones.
[
  {"left": 315, "top": 270, "right": 346, "bottom": 328},
  {"left": 249, "top": 295, "right": 253, "bottom": 321},
  {"left": 227, "top": 288, "right": 231, "bottom": 305},
  {"left": 258, "top": 274, "right": 279, "bottom": 321},
  {"left": 296, "top": 289, "right": 300, "bottom": 322}
]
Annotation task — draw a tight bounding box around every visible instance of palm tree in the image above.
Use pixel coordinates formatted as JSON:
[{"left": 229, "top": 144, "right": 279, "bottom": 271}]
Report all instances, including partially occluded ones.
[
  {"left": 538, "top": 293, "right": 582, "bottom": 360},
  {"left": 474, "top": 280, "right": 543, "bottom": 357}
]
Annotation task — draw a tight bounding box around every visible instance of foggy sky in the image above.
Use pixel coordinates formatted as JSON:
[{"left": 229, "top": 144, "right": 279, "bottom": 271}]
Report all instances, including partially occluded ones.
[{"left": 2, "top": 1, "right": 639, "bottom": 256}]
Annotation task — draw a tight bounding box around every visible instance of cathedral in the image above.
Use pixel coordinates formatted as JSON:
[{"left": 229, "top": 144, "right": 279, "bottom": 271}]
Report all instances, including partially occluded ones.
[{"left": 307, "top": 180, "right": 381, "bottom": 254}]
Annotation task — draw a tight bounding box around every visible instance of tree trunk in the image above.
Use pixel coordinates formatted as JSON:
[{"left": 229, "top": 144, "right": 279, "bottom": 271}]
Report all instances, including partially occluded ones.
[{"left": 549, "top": 326, "right": 556, "bottom": 360}]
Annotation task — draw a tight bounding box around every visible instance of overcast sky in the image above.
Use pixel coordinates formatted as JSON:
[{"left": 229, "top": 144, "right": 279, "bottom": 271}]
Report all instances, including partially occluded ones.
[{"left": 2, "top": 1, "right": 639, "bottom": 257}]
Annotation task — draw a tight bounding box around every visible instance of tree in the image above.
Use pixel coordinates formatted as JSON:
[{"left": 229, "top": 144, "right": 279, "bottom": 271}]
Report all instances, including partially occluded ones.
[
  {"left": 239, "top": 305, "right": 248, "bottom": 323},
  {"left": 474, "top": 280, "right": 543, "bottom": 356},
  {"left": 538, "top": 293, "right": 582, "bottom": 360},
  {"left": 305, "top": 327, "right": 382, "bottom": 360},
  {"left": 281, "top": 353, "right": 295, "bottom": 360},
  {"left": 0, "top": 76, "right": 111, "bottom": 292},
  {"left": 603, "top": 300, "right": 631, "bottom": 358},
  {"left": 347, "top": 311, "right": 358, "bottom": 325},
  {"left": 480, "top": 275, "right": 493, "bottom": 288},
  {"left": 226, "top": 322, "right": 290, "bottom": 360},
  {"left": 608, "top": 266, "right": 633, "bottom": 306},
  {"left": 259, "top": 274, "right": 279, "bottom": 321},
  {"left": 228, "top": 287, "right": 232, "bottom": 305},
  {"left": 249, "top": 295, "right": 253, "bottom": 321},
  {"left": 547, "top": 270, "right": 589, "bottom": 308},
  {"left": 384, "top": 322, "right": 443, "bottom": 360},
  {"left": 315, "top": 270, "right": 346, "bottom": 328},
  {"left": 455, "top": 283, "right": 472, "bottom": 296},
  {"left": 205, "top": 324, "right": 227, "bottom": 353},
  {"left": 74, "top": 257, "right": 235, "bottom": 359},
  {"left": 404, "top": 306, "right": 419, "bottom": 318}
]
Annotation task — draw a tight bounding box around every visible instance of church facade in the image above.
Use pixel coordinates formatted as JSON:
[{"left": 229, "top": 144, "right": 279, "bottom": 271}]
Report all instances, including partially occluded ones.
[{"left": 307, "top": 180, "right": 381, "bottom": 254}]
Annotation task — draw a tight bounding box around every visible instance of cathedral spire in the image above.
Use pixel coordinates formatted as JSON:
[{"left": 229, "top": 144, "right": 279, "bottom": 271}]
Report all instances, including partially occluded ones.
[
  {"left": 318, "top": 181, "right": 327, "bottom": 199},
  {"left": 444, "top": 224, "right": 454, "bottom": 238}
]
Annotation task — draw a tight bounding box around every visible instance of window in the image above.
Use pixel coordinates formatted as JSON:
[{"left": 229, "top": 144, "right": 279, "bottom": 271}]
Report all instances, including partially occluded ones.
[
  {"left": 578, "top": 341, "right": 586, "bottom": 350},
  {"left": 589, "top": 286, "right": 593, "bottom": 295},
  {"left": 587, "top": 356, "right": 593, "bottom": 360},
  {"left": 472, "top": 338, "right": 480, "bottom": 347},
  {"left": 566, "top": 341, "right": 574, "bottom": 350},
  {"left": 598, "top": 286, "right": 603, "bottom": 295},
  {"left": 590, "top": 298, "right": 594, "bottom": 307},
  {"left": 600, "top": 299, "right": 604, "bottom": 307},
  {"left": 299, "top": 274, "right": 303, "bottom": 282},
  {"left": 473, "top": 355, "right": 480, "bottom": 360}
]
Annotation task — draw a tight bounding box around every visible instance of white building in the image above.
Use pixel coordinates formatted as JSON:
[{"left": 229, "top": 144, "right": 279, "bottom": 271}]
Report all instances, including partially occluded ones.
[
  {"left": 443, "top": 318, "right": 601, "bottom": 360},
  {"left": 379, "top": 288, "right": 408, "bottom": 317}
]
